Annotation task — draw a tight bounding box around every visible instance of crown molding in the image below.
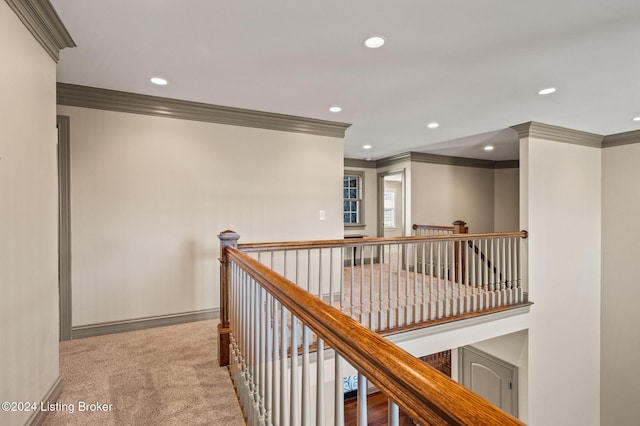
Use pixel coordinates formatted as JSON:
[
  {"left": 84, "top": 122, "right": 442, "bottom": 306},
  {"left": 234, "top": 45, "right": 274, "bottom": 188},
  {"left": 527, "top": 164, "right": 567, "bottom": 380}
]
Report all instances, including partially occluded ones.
[
  {"left": 56, "top": 83, "right": 351, "bottom": 138},
  {"left": 5, "top": 0, "right": 75, "bottom": 62},
  {"left": 510, "top": 122, "right": 531, "bottom": 140},
  {"left": 375, "top": 152, "right": 412, "bottom": 169},
  {"left": 344, "top": 158, "right": 377, "bottom": 169},
  {"left": 602, "top": 129, "right": 640, "bottom": 148},
  {"left": 494, "top": 160, "right": 520, "bottom": 169},
  {"left": 511, "top": 121, "right": 603, "bottom": 148},
  {"left": 350, "top": 152, "right": 518, "bottom": 170},
  {"left": 409, "top": 152, "right": 498, "bottom": 169}
]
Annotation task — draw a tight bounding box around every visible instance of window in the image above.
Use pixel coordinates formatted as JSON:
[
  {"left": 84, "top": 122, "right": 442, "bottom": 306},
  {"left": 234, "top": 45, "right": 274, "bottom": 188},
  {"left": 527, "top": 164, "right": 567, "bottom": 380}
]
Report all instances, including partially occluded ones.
[
  {"left": 343, "top": 171, "right": 364, "bottom": 227},
  {"left": 383, "top": 191, "right": 395, "bottom": 228}
]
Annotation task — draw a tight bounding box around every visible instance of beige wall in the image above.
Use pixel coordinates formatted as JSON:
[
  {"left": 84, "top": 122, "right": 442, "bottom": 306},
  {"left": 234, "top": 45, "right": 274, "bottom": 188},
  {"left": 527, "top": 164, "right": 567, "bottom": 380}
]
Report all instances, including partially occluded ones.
[
  {"left": 601, "top": 142, "right": 640, "bottom": 425},
  {"left": 0, "top": 3, "right": 60, "bottom": 425},
  {"left": 523, "top": 137, "right": 601, "bottom": 425},
  {"left": 57, "top": 105, "right": 344, "bottom": 327},
  {"left": 411, "top": 162, "right": 495, "bottom": 232},
  {"left": 494, "top": 168, "right": 519, "bottom": 231}
]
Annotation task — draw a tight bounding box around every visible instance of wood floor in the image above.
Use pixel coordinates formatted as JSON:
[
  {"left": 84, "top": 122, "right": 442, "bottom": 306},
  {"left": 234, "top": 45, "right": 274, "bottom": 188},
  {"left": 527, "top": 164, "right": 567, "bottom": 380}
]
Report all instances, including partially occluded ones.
[
  {"left": 344, "top": 392, "right": 415, "bottom": 426},
  {"left": 343, "top": 352, "right": 450, "bottom": 425}
]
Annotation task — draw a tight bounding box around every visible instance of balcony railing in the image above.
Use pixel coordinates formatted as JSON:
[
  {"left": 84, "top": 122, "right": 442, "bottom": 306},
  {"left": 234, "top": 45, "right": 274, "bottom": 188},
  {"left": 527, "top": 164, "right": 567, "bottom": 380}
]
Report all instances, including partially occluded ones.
[{"left": 217, "top": 222, "right": 528, "bottom": 425}]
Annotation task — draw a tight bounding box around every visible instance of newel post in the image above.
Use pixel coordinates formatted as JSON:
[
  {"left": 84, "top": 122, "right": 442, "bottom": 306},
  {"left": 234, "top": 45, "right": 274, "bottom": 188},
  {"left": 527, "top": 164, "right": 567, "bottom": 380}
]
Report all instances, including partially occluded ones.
[
  {"left": 452, "top": 220, "right": 468, "bottom": 283},
  {"left": 218, "top": 230, "right": 239, "bottom": 367}
]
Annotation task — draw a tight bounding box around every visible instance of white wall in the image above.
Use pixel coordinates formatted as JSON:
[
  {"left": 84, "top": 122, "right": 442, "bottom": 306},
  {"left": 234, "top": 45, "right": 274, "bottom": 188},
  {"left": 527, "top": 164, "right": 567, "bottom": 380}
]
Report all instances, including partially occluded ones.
[
  {"left": 411, "top": 162, "right": 495, "bottom": 233},
  {"left": 523, "top": 137, "right": 601, "bottom": 425},
  {"left": 0, "top": 3, "right": 60, "bottom": 425},
  {"left": 57, "top": 105, "right": 344, "bottom": 327},
  {"left": 601, "top": 142, "right": 640, "bottom": 426},
  {"left": 494, "top": 168, "right": 519, "bottom": 231}
]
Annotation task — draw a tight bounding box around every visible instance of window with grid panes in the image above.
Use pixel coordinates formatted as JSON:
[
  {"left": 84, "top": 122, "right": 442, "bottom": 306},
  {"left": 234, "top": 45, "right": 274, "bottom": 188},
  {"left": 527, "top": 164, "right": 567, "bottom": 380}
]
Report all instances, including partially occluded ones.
[{"left": 343, "top": 172, "right": 364, "bottom": 226}]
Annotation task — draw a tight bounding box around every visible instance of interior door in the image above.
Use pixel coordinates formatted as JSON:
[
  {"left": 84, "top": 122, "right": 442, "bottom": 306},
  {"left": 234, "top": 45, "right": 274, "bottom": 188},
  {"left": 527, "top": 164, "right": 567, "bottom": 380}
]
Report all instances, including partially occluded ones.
[{"left": 459, "top": 346, "right": 518, "bottom": 417}]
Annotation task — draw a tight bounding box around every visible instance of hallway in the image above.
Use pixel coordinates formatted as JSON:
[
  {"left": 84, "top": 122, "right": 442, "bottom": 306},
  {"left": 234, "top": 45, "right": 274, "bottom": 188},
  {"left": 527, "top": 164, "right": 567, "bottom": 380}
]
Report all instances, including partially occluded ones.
[{"left": 43, "top": 320, "right": 243, "bottom": 425}]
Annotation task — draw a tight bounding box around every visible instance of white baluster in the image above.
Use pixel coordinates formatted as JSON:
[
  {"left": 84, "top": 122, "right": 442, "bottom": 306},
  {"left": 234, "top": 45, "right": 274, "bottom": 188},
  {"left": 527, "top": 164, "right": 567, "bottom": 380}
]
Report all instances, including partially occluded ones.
[
  {"left": 405, "top": 243, "right": 412, "bottom": 326},
  {"left": 515, "top": 236, "right": 521, "bottom": 302},
  {"left": 369, "top": 245, "right": 375, "bottom": 330},
  {"left": 357, "top": 373, "right": 367, "bottom": 426},
  {"left": 490, "top": 238, "right": 497, "bottom": 307},
  {"left": 388, "top": 244, "right": 393, "bottom": 328},
  {"left": 301, "top": 325, "right": 310, "bottom": 426},
  {"left": 340, "top": 247, "right": 345, "bottom": 314},
  {"left": 413, "top": 242, "right": 419, "bottom": 325},
  {"left": 465, "top": 239, "right": 471, "bottom": 313},
  {"left": 280, "top": 308, "right": 289, "bottom": 426},
  {"left": 264, "top": 292, "right": 272, "bottom": 425},
  {"left": 307, "top": 249, "right": 312, "bottom": 293},
  {"left": 360, "top": 245, "right": 365, "bottom": 325},
  {"left": 429, "top": 242, "right": 435, "bottom": 320},
  {"left": 334, "top": 354, "right": 344, "bottom": 426},
  {"left": 350, "top": 246, "right": 355, "bottom": 318},
  {"left": 421, "top": 243, "right": 427, "bottom": 322},
  {"left": 316, "top": 337, "right": 325, "bottom": 426},
  {"left": 290, "top": 316, "right": 299, "bottom": 425},
  {"left": 388, "top": 400, "right": 399, "bottom": 426},
  {"left": 445, "top": 240, "right": 451, "bottom": 317},
  {"left": 272, "top": 300, "right": 280, "bottom": 426},
  {"left": 437, "top": 241, "right": 442, "bottom": 319},
  {"left": 510, "top": 237, "right": 515, "bottom": 301},
  {"left": 381, "top": 244, "right": 387, "bottom": 330}
]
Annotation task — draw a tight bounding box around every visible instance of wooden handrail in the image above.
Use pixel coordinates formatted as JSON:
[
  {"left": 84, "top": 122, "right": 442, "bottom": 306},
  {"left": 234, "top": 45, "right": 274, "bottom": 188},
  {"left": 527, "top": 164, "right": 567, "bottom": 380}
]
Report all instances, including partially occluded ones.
[
  {"left": 412, "top": 224, "right": 455, "bottom": 231},
  {"left": 237, "top": 231, "right": 527, "bottom": 253},
  {"left": 226, "top": 246, "right": 524, "bottom": 426}
]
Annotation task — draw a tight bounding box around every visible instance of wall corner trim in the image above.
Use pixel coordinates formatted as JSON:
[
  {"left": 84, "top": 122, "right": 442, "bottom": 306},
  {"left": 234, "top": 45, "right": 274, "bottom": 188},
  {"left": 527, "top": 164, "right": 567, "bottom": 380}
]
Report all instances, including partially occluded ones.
[
  {"left": 602, "top": 129, "right": 640, "bottom": 148},
  {"left": 510, "top": 121, "right": 604, "bottom": 148},
  {"left": 70, "top": 309, "right": 220, "bottom": 339},
  {"left": 26, "top": 376, "right": 63, "bottom": 426},
  {"left": 5, "top": 0, "right": 75, "bottom": 62},
  {"left": 56, "top": 83, "right": 351, "bottom": 138}
]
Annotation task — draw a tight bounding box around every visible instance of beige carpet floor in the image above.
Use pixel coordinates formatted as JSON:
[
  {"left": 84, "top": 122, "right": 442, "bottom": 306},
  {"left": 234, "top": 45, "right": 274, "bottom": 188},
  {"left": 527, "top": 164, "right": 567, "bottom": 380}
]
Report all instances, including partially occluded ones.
[{"left": 43, "top": 320, "right": 245, "bottom": 426}]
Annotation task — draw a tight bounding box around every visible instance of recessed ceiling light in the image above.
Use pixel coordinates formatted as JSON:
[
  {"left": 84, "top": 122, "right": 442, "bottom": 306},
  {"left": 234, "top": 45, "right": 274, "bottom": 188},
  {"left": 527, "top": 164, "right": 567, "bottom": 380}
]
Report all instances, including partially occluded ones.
[
  {"left": 364, "top": 36, "right": 385, "bottom": 49},
  {"left": 150, "top": 77, "right": 168, "bottom": 86},
  {"left": 329, "top": 106, "right": 342, "bottom": 113},
  {"left": 365, "top": 157, "right": 372, "bottom": 161},
  {"left": 484, "top": 145, "right": 494, "bottom": 151},
  {"left": 633, "top": 116, "right": 640, "bottom": 122},
  {"left": 427, "top": 122, "right": 439, "bottom": 129},
  {"left": 538, "top": 87, "right": 556, "bottom": 95},
  {"left": 363, "top": 145, "right": 372, "bottom": 150}
]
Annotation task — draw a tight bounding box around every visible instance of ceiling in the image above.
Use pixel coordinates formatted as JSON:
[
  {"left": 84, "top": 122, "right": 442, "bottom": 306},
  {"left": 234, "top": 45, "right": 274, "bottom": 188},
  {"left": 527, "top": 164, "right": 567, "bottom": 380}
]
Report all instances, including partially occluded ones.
[{"left": 51, "top": 0, "right": 640, "bottom": 161}]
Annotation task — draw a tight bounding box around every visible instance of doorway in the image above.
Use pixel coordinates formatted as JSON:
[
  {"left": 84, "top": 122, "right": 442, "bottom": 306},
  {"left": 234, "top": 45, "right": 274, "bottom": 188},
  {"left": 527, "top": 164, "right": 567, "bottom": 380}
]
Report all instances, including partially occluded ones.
[
  {"left": 377, "top": 170, "right": 405, "bottom": 238},
  {"left": 459, "top": 346, "right": 518, "bottom": 417}
]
